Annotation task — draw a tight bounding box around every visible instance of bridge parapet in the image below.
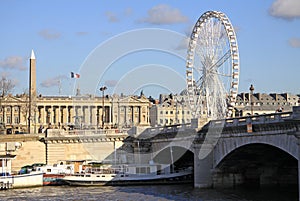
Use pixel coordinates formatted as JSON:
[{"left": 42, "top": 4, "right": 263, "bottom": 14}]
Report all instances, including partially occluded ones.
[
  {"left": 42, "top": 129, "right": 128, "bottom": 144},
  {"left": 128, "top": 124, "right": 192, "bottom": 139},
  {"left": 224, "top": 111, "right": 292, "bottom": 127}
]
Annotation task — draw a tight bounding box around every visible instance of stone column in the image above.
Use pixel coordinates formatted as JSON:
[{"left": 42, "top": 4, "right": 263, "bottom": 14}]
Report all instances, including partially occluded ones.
[
  {"left": 138, "top": 106, "right": 142, "bottom": 124},
  {"left": 3, "top": 107, "right": 6, "bottom": 124},
  {"left": 109, "top": 106, "right": 112, "bottom": 125},
  {"left": 41, "top": 106, "right": 46, "bottom": 125},
  {"left": 194, "top": 144, "right": 213, "bottom": 188},
  {"left": 124, "top": 106, "right": 127, "bottom": 126},
  {"left": 17, "top": 106, "right": 21, "bottom": 124},
  {"left": 49, "top": 106, "right": 54, "bottom": 125},
  {"left": 69, "top": 106, "right": 74, "bottom": 124},
  {"left": 91, "top": 106, "right": 96, "bottom": 127},
  {"left": 55, "top": 107, "right": 60, "bottom": 126},
  {"left": 85, "top": 106, "right": 90, "bottom": 126},
  {"left": 11, "top": 106, "right": 14, "bottom": 125}
]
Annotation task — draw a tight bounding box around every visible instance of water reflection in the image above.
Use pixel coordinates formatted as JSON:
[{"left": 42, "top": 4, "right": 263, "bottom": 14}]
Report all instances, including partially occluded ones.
[{"left": 0, "top": 185, "right": 297, "bottom": 201}]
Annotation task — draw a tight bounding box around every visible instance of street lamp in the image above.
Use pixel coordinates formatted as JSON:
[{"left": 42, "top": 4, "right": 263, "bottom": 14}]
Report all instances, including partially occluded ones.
[
  {"left": 100, "top": 86, "right": 107, "bottom": 129},
  {"left": 249, "top": 84, "right": 254, "bottom": 115}
]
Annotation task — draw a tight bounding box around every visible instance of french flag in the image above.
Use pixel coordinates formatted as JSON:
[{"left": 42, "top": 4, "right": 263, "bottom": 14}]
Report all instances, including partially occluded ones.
[{"left": 71, "top": 72, "right": 80, "bottom": 78}]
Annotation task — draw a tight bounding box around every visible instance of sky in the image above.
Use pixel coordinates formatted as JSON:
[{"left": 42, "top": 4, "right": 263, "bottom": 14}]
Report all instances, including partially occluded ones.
[{"left": 0, "top": 0, "right": 300, "bottom": 98}]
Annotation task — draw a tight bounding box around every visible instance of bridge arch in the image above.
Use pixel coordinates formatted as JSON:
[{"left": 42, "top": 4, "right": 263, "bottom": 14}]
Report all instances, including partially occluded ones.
[
  {"left": 152, "top": 145, "right": 194, "bottom": 170},
  {"left": 214, "top": 134, "right": 298, "bottom": 168},
  {"left": 151, "top": 137, "right": 195, "bottom": 158}
]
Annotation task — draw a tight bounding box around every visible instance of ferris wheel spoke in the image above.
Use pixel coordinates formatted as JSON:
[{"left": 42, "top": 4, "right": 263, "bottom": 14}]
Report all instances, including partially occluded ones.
[
  {"left": 210, "top": 71, "right": 231, "bottom": 77},
  {"left": 208, "top": 49, "right": 231, "bottom": 70}
]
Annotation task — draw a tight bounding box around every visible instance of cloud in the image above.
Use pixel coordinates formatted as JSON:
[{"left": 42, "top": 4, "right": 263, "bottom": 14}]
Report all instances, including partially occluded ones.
[
  {"left": 269, "top": 0, "right": 300, "bottom": 20},
  {"left": 76, "top": 31, "right": 88, "bottom": 36},
  {"left": 174, "top": 37, "right": 189, "bottom": 51},
  {"left": 138, "top": 4, "right": 189, "bottom": 25},
  {"left": 124, "top": 7, "right": 133, "bottom": 17},
  {"left": 105, "top": 11, "right": 119, "bottom": 23},
  {"left": 38, "top": 29, "right": 61, "bottom": 40},
  {"left": 288, "top": 38, "right": 300, "bottom": 48},
  {"left": 104, "top": 80, "right": 118, "bottom": 87},
  {"left": 0, "top": 56, "right": 26, "bottom": 71},
  {"left": 40, "top": 75, "right": 67, "bottom": 88}
]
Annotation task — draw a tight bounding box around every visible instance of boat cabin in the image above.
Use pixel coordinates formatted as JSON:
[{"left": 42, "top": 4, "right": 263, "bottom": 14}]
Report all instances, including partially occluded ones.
[{"left": 0, "top": 154, "right": 16, "bottom": 176}]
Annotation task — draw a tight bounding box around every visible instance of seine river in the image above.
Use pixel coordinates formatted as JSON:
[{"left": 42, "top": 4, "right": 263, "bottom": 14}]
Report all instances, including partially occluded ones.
[{"left": 0, "top": 185, "right": 297, "bottom": 201}]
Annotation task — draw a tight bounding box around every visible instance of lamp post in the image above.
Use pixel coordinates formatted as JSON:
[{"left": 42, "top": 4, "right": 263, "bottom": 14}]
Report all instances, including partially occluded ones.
[
  {"left": 249, "top": 84, "right": 254, "bottom": 115},
  {"left": 100, "top": 86, "right": 107, "bottom": 129}
]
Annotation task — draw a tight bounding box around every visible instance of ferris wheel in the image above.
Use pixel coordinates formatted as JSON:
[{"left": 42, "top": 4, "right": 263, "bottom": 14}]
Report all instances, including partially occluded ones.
[{"left": 186, "top": 11, "right": 239, "bottom": 119}]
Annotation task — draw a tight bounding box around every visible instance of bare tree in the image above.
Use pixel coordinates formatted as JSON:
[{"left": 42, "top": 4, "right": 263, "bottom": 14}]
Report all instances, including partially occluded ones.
[{"left": 0, "top": 76, "right": 15, "bottom": 97}]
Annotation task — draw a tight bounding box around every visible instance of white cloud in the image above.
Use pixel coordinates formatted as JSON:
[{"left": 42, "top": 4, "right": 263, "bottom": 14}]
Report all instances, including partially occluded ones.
[
  {"left": 40, "top": 75, "right": 67, "bottom": 88},
  {"left": 288, "top": 38, "right": 300, "bottom": 48},
  {"left": 269, "top": 0, "right": 300, "bottom": 20},
  {"left": 38, "top": 29, "right": 61, "bottom": 40},
  {"left": 139, "top": 4, "right": 189, "bottom": 25},
  {"left": 105, "top": 11, "right": 119, "bottom": 23},
  {"left": 105, "top": 80, "right": 118, "bottom": 87},
  {"left": 124, "top": 7, "right": 133, "bottom": 17},
  {"left": 76, "top": 31, "right": 88, "bottom": 36},
  {"left": 0, "top": 56, "right": 26, "bottom": 71}
]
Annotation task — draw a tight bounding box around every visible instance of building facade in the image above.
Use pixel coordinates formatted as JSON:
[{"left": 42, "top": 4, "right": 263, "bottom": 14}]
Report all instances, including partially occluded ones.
[
  {"left": 0, "top": 50, "right": 150, "bottom": 134},
  {"left": 235, "top": 92, "right": 300, "bottom": 116},
  {"left": 149, "top": 94, "right": 192, "bottom": 127},
  {"left": 0, "top": 94, "right": 150, "bottom": 134}
]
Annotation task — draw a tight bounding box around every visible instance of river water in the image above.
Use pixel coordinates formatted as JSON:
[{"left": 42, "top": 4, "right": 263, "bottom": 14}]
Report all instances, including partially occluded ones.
[{"left": 0, "top": 184, "right": 297, "bottom": 201}]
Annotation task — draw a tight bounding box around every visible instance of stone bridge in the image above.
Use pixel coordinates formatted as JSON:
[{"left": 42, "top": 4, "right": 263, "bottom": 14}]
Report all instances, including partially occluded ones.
[{"left": 131, "top": 106, "right": 300, "bottom": 199}]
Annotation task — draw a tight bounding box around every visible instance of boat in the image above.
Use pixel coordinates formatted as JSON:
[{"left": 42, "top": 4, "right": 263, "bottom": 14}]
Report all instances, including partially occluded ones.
[
  {"left": 33, "top": 160, "right": 85, "bottom": 186},
  {"left": 0, "top": 154, "right": 43, "bottom": 189},
  {"left": 62, "top": 162, "right": 193, "bottom": 186}
]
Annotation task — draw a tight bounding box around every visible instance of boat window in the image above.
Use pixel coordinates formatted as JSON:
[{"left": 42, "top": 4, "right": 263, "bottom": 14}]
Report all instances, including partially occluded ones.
[
  {"left": 102, "top": 175, "right": 105, "bottom": 177},
  {"left": 97, "top": 175, "right": 100, "bottom": 177},
  {"left": 86, "top": 175, "right": 91, "bottom": 177},
  {"left": 111, "top": 175, "right": 115, "bottom": 177},
  {"left": 47, "top": 169, "right": 51, "bottom": 172}
]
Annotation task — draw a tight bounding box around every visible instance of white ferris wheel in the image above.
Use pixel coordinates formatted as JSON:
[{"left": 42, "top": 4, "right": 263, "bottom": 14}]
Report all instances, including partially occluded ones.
[{"left": 186, "top": 11, "right": 239, "bottom": 119}]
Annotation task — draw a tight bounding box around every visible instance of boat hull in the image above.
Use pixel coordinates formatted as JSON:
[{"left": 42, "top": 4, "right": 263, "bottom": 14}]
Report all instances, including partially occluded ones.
[
  {"left": 63, "top": 172, "right": 193, "bottom": 186},
  {"left": 43, "top": 174, "right": 67, "bottom": 186},
  {"left": 1, "top": 172, "right": 43, "bottom": 189}
]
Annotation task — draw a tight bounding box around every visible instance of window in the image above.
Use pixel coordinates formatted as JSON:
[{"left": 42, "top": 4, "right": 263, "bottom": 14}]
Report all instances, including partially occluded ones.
[
  {"left": 7, "top": 116, "right": 11, "bottom": 124},
  {"left": 15, "top": 116, "right": 19, "bottom": 124}
]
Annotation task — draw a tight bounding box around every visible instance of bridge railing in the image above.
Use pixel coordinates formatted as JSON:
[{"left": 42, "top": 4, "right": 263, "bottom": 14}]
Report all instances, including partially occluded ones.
[
  {"left": 128, "top": 123, "right": 192, "bottom": 138},
  {"left": 46, "top": 128, "right": 128, "bottom": 138},
  {"left": 223, "top": 111, "right": 293, "bottom": 127}
]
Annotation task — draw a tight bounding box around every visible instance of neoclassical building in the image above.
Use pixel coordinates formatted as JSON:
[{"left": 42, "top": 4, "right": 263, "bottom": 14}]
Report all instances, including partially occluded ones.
[
  {"left": 0, "top": 93, "right": 150, "bottom": 134},
  {"left": 0, "top": 51, "right": 150, "bottom": 134},
  {"left": 149, "top": 94, "right": 192, "bottom": 127},
  {"left": 235, "top": 92, "right": 300, "bottom": 116}
]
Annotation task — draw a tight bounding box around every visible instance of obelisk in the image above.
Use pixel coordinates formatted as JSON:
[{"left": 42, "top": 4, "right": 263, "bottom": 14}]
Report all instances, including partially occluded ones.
[{"left": 29, "top": 50, "right": 36, "bottom": 133}]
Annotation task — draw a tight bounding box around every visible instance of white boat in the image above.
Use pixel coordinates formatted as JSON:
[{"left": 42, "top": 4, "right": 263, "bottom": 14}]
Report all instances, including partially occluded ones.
[
  {"left": 0, "top": 154, "right": 43, "bottom": 189},
  {"left": 62, "top": 163, "right": 193, "bottom": 186},
  {"left": 32, "top": 160, "right": 85, "bottom": 186}
]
